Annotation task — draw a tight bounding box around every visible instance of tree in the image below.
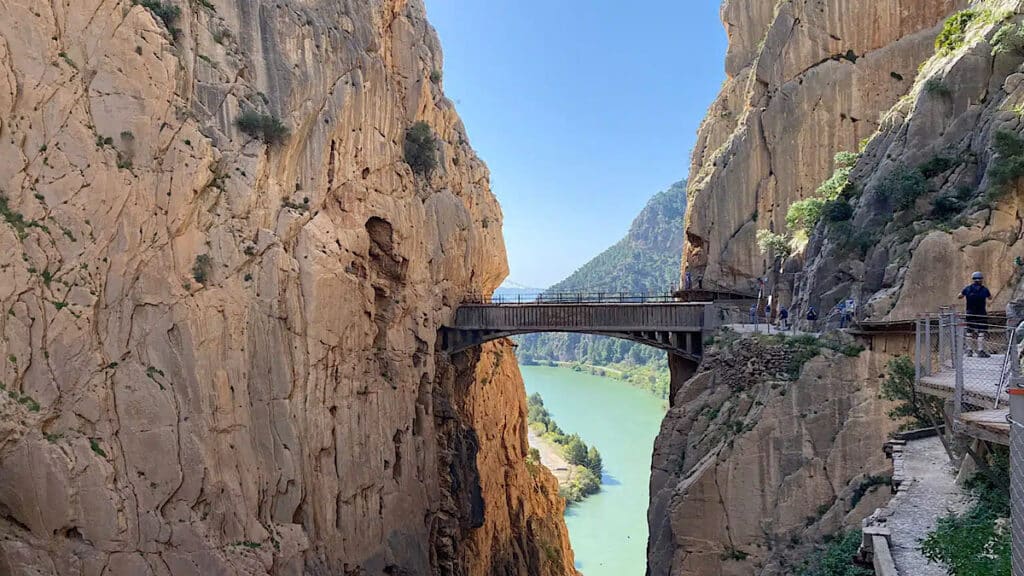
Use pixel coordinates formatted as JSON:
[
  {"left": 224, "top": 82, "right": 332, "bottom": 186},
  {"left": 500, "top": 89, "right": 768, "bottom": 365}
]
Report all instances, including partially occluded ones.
[
  {"left": 564, "top": 435, "right": 588, "bottom": 465},
  {"left": 404, "top": 121, "right": 437, "bottom": 176},
  {"left": 586, "top": 446, "right": 603, "bottom": 477}
]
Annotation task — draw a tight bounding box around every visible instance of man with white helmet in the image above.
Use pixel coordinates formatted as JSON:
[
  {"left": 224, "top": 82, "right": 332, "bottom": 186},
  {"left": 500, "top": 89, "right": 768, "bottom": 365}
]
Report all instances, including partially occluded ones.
[{"left": 959, "top": 271, "right": 992, "bottom": 357}]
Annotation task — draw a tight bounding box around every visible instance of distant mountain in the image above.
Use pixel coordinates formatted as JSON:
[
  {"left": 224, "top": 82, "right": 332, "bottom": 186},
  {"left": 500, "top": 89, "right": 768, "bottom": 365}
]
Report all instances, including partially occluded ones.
[
  {"left": 495, "top": 281, "right": 544, "bottom": 301},
  {"left": 515, "top": 180, "right": 687, "bottom": 399},
  {"left": 547, "top": 180, "right": 686, "bottom": 294}
]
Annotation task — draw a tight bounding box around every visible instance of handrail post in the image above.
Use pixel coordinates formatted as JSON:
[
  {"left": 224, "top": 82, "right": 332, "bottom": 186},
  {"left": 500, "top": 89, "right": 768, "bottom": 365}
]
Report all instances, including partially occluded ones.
[
  {"left": 939, "top": 312, "right": 949, "bottom": 369},
  {"left": 915, "top": 319, "right": 922, "bottom": 384},
  {"left": 924, "top": 316, "right": 932, "bottom": 376},
  {"left": 954, "top": 321, "right": 965, "bottom": 424}
]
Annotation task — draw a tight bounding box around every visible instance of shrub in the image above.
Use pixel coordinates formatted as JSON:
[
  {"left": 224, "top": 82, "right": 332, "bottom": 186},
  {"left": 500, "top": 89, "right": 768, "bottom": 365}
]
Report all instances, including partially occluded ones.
[
  {"left": 935, "top": 10, "right": 978, "bottom": 55},
  {"left": 799, "top": 531, "right": 872, "bottom": 576},
  {"left": 989, "top": 128, "right": 1024, "bottom": 190},
  {"left": 924, "top": 77, "right": 952, "bottom": 97},
  {"left": 833, "top": 151, "right": 859, "bottom": 169},
  {"left": 404, "top": 121, "right": 437, "bottom": 176},
  {"left": 786, "top": 197, "right": 826, "bottom": 233},
  {"left": 756, "top": 229, "right": 791, "bottom": 257},
  {"left": 822, "top": 200, "right": 853, "bottom": 222},
  {"left": 192, "top": 254, "right": 212, "bottom": 284},
  {"left": 560, "top": 467, "right": 601, "bottom": 503},
  {"left": 919, "top": 155, "right": 956, "bottom": 178},
  {"left": 878, "top": 166, "right": 928, "bottom": 210},
  {"left": 921, "top": 455, "right": 1010, "bottom": 576},
  {"left": 236, "top": 111, "right": 289, "bottom": 145},
  {"left": 136, "top": 0, "right": 181, "bottom": 35},
  {"left": 816, "top": 166, "right": 853, "bottom": 200},
  {"left": 993, "top": 23, "right": 1024, "bottom": 57},
  {"left": 429, "top": 70, "right": 442, "bottom": 83},
  {"left": 933, "top": 192, "right": 965, "bottom": 219}
]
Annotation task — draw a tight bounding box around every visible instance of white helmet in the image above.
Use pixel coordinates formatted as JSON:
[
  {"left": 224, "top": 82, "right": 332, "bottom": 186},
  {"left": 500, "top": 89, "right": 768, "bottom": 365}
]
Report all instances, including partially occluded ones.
[{"left": 972, "top": 271, "right": 984, "bottom": 281}]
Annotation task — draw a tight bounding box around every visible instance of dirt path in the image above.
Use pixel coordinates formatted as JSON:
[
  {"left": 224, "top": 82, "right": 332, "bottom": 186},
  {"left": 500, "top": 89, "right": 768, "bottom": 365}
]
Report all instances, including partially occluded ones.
[{"left": 528, "top": 428, "right": 572, "bottom": 485}]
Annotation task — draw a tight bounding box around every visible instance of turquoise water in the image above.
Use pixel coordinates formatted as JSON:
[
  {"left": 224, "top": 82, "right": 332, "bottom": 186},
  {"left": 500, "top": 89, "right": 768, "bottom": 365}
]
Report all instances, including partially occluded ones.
[{"left": 520, "top": 365, "right": 667, "bottom": 576}]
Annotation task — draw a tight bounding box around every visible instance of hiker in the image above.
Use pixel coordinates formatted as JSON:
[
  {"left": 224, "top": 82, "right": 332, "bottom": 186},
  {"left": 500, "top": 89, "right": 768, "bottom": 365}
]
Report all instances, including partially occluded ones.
[
  {"left": 959, "top": 271, "right": 993, "bottom": 357},
  {"left": 806, "top": 306, "right": 819, "bottom": 322},
  {"left": 685, "top": 271, "right": 693, "bottom": 290},
  {"left": 749, "top": 304, "right": 757, "bottom": 324},
  {"left": 778, "top": 307, "right": 790, "bottom": 330},
  {"left": 837, "top": 301, "right": 849, "bottom": 329},
  {"left": 697, "top": 275, "right": 704, "bottom": 290}
]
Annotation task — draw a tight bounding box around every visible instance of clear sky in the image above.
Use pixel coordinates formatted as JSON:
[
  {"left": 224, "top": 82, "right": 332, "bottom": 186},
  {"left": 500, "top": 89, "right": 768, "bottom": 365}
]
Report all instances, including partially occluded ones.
[{"left": 424, "top": 1, "right": 728, "bottom": 288}]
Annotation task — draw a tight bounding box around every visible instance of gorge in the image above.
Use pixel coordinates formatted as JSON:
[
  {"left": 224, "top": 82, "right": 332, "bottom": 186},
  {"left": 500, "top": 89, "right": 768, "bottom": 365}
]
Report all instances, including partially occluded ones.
[{"left": 3, "top": 0, "right": 1024, "bottom": 575}]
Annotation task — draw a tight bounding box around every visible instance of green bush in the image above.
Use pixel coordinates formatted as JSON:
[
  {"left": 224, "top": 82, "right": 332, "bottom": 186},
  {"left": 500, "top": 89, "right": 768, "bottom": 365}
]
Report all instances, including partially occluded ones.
[
  {"left": 924, "top": 77, "right": 952, "bottom": 97},
  {"left": 560, "top": 467, "right": 601, "bottom": 503},
  {"left": 919, "top": 155, "right": 956, "bottom": 178},
  {"left": 992, "top": 23, "right": 1024, "bottom": 57},
  {"left": 236, "top": 111, "right": 289, "bottom": 145},
  {"left": 921, "top": 453, "right": 1010, "bottom": 576},
  {"left": 136, "top": 0, "right": 181, "bottom": 36},
  {"left": 935, "top": 10, "right": 978, "bottom": 55},
  {"left": 786, "top": 198, "right": 826, "bottom": 233},
  {"left": 989, "top": 128, "right": 1024, "bottom": 190},
  {"left": 799, "top": 531, "right": 872, "bottom": 576},
  {"left": 816, "top": 166, "right": 853, "bottom": 200},
  {"left": 833, "top": 151, "right": 859, "bottom": 169},
  {"left": 586, "top": 446, "right": 603, "bottom": 477},
  {"left": 878, "top": 166, "right": 928, "bottom": 211},
  {"left": 192, "top": 254, "right": 212, "bottom": 284},
  {"left": 404, "top": 121, "right": 437, "bottom": 176},
  {"left": 756, "top": 229, "right": 791, "bottom": 257},
  {"left": 822, "top": 200, "right": 853, "bottom": 222}
]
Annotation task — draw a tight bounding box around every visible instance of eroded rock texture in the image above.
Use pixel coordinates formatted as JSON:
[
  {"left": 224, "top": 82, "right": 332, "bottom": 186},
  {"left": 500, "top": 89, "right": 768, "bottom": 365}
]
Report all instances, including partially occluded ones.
[
  {"left": 798, "top": 0, "right": 1024, "bottom": 319},
  {"left": 648, "top": 337, "right": 900, "bottom": 576},
  {"left": 683, "top": 0, "right": 966, "bottom": 293},
  {"left": 0, "top": 1, "right": 574, "bottom": 575}
]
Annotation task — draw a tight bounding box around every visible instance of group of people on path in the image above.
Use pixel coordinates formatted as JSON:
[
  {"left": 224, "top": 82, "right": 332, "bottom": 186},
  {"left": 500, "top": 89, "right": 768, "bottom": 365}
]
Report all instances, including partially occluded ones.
[{"left": 742, "top": 271, "right": 991, "bottom": 341}]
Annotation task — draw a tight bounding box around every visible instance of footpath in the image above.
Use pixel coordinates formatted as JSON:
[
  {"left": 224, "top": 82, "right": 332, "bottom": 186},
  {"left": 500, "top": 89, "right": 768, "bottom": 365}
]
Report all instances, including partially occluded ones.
[{"left": 865, "top": 436, "right": 971, "bottom": 575}]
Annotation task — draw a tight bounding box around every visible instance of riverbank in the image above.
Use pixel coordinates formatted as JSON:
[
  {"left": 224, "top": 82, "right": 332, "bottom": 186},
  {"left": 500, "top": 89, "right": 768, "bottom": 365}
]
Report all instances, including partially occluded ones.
[
  {"left": 523, "top": 359, "right": 671, "bottom": 401},
  {"left": 521, "top": 365, "right": 668, "bottom": 575},
  {"left": 527, "top": 428, "right": 572, "bottom": 485}
]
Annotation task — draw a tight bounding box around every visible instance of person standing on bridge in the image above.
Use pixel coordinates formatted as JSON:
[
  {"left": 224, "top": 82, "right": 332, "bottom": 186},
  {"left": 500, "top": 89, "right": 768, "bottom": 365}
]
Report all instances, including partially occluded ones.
[{"left": 959, "top": 271, "right": 992, "bottom": 358}]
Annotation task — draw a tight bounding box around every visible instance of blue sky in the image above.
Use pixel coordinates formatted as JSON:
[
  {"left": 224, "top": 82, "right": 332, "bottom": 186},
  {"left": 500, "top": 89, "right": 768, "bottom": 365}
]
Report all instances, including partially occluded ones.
[{"left": 424, "top": 1, "right": 727, "bottom": 288}]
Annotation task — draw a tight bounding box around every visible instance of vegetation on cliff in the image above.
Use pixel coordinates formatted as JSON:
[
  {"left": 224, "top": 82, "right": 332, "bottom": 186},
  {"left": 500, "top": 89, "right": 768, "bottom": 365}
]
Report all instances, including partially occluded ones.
[
  {"left": 922, "top": 449, "right": 1011, "bottom": 575},
  {"left": 527, "top": 393, "right": 604, "bottom": 504},
  {"left": 798, "top": 531, "right": 872, "bottom": 576},
  {"left": 516, "top": 181, "right": 685, "bottom": 399}
]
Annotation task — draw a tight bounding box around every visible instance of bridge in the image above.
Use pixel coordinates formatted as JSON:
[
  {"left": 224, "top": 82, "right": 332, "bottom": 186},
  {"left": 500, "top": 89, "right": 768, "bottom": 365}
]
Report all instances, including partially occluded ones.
[{"left": 440, "top": 292, "right": 755, "bottom": 361}]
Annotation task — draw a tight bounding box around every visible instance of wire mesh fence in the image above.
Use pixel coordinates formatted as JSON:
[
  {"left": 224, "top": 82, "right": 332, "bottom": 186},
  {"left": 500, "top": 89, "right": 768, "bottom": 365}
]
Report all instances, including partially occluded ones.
[{"left": 1011, "top": 400, "right": 1024, "bottom": 575}]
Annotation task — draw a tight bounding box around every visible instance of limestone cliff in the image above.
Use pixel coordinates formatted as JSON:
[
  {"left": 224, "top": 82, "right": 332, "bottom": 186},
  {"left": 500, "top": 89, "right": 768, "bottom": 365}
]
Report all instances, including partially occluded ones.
[
  {"left": 648, "top": 336, "right": 900, "bottom": 576},
  {"left": 0, "top": 1, "right": 574, "bottom": 575},
  {"left": 797, "top": 0, "right": 1024, "bottom": 320},
  {"left": 683, "top": 0, "right": 967, "bottom": 294}
]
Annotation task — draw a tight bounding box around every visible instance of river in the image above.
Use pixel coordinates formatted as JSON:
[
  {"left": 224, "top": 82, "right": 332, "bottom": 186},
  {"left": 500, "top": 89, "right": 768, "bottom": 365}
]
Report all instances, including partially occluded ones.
[{"left": 520, "top": 365, "right": 668, "bottom": 575}]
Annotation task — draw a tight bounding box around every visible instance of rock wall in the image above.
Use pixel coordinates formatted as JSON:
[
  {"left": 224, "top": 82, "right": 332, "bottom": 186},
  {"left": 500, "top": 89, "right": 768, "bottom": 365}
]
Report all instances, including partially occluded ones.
[
  {"left": 648, "top": 336, "right": 900, "bottom": 576},
  {"left": 683, "top": 0, "right": 967, "bottom": 294},
  {"left": 0, "top": 1, "right": 574, "bottom": 575},
  {"left": 797, "top": 0, "right": 1024, "bottom": 320}
]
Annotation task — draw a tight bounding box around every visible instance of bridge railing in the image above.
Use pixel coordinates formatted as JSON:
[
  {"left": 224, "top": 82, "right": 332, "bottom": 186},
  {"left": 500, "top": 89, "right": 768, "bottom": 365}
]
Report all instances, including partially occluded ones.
[{"left": 462, "top": 291, "right": 682, "bottom": 305}]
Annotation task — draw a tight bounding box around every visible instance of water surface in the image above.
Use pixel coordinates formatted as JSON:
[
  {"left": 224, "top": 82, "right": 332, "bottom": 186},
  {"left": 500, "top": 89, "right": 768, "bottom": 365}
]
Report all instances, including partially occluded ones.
[{"left": 520, "top": 365, "right": 667, "bottom": 575}]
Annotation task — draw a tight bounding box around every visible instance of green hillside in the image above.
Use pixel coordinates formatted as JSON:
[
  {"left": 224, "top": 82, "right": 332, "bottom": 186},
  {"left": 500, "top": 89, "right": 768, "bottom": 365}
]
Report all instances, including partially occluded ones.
[{"left": 516, "top": 181, "right": 686, "bottom": 399}]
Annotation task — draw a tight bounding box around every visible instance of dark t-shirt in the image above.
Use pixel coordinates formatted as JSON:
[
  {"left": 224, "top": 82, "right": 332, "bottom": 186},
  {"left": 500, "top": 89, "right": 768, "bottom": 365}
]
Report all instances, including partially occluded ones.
[{"left": 962, "top": 284, "right": 991, "bottom": 315}]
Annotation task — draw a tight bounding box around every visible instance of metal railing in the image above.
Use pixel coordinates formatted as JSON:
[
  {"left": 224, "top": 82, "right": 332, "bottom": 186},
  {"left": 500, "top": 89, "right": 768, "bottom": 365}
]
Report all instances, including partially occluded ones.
[
  {"left": 460, "top": 291, "right": 683, "bottom": 305},
  {"left": 914, "top": 311, "right": 1015, "bottom": 419}
]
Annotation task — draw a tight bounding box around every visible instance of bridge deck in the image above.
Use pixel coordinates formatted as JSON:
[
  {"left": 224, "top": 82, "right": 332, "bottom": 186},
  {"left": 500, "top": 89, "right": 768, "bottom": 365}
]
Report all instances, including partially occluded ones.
[
  {"left": 917, "top": 354, "right": 1009, "bottom": 445},
  {"left": 444, "top": 301, "right": 711, "bottom": 359}
]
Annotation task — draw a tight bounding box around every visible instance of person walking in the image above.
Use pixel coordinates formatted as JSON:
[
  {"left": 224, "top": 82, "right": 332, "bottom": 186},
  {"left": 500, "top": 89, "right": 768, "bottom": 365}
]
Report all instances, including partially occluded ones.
[
  {"left": 806, "top": 306, "right": 818, "bottom": 322},
  {"left": 959, "top": 271, "right": 993, "bottom": 357},
  {"left": 749, "top": 304, "right": 757, "bottom": 324},
  {"left": 685, "top": 271, "right": 693, "bottom": 290},
  {"left": 779, "top": 307, "right": 789, "bottom": 331}
]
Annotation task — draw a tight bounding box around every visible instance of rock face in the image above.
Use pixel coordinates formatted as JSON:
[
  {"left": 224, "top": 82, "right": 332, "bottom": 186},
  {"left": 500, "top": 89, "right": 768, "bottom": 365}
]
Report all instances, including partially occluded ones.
[
  {"left": 797, "top": 0, "right": 1024, "bottom": 321},
  {"left": 0, "top": 1, "right": 574, "bottom": 575},
  {"left": 683, "top": 0, "right": 967, "bottom": 294},
  {"left": 648, "top": 336, "right": 900, "bottom": 576}
]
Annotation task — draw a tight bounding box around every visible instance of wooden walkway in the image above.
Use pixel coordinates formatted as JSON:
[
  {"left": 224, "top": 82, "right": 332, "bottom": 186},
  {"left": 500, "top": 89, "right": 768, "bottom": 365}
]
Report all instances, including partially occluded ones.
[{"left": 917, "top": 355, "right": 1010, "bottom": 445}]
